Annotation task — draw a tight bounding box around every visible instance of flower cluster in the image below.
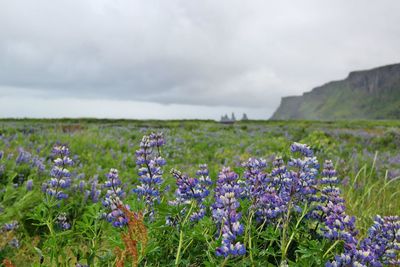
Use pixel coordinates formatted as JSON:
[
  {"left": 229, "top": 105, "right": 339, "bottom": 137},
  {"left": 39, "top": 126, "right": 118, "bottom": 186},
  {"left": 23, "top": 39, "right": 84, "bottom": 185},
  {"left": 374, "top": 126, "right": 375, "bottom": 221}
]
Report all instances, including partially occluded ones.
[
  {"left": 42, "top": 145, "right": 74, "bottom": 200},
  {"left": 1, "top": 221, "right": 19, "bottom": 232},
  {"left": 319, "top": 162, "right": 400, "bottom": 266},
  {"left": 92, "top": 133, "right": 400, "bottom": 265},
  {"left": 102, "top": 169, "right": 128, "bottom": 228},
  {"left": 15, "top": 148, "right": 31, "bottom": 165},
  {"left": 192, "top": 164, "right": 212, "bottom": 221},
  {"left": 360, "top": 215, "right": 400, "bottom": 265},
  {"left": 242, "top": 143, "right": 319, "bottom": 225},
  {"left": 26, "top": 179, "right": 33, "bottom": 191},
  {"left": 285, "top": 143, "right": 319, "bottom": 206},
  {"left": 290, "top": 142, "right": 314, "bottom": 157},
  {"left": 31, "top": 156, "right": 45, "bottom": 173},
  {"left": 329, "top": 215, "right": 400, "bottom": 266},
  {"left": 212, "top": 167, "right": 245, "bottom": 257},
  {"left": 169, "top": 164, "right": 212, "bottom": 222},
  {"left": 243, "top": 157, "right": 285, "bottom": 222},
  {"left": 0, "top": 221, "right": 20, "bottom": 249},
  {"left": 56, "top": 212, "right": 71, "bottom": 230},
  {"left": 313, "top": 160, "right": 357, "bottom": 245},
  {"left": 84, "top": 175, "right": 101, "bottom": 203},
  {"left": 133, "top": 133, "right": 166, "bottom": 217}
]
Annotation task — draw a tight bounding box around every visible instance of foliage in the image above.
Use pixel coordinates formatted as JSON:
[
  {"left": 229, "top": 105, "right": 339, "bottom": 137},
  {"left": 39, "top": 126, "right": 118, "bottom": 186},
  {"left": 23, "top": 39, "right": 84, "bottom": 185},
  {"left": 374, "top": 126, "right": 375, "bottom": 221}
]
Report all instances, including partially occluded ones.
[{"left": 0, "top": 119, "right": 400, "bottom": 266}]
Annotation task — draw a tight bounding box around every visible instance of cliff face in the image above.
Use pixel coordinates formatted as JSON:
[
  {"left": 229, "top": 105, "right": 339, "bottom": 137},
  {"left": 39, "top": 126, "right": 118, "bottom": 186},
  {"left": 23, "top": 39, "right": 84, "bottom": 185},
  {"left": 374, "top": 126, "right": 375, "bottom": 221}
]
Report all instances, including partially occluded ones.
[{"left": 271, "top": 63, "right": 400, "bottom": 120}]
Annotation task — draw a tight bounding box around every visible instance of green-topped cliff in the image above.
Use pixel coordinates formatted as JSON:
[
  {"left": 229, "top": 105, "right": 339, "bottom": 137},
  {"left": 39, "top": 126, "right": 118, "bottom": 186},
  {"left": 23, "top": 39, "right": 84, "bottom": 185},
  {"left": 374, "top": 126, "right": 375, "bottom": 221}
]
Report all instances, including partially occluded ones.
[{"left": 271, "top": 63, "right": 400, "bottom": 120}]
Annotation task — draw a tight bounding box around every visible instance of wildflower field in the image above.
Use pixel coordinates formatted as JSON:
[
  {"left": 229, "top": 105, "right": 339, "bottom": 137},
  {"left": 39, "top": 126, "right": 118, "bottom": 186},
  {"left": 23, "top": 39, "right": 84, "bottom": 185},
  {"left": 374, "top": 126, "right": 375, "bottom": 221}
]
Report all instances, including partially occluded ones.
[{"left": 0, "top": 119, "right": 400, "bottom": 266}]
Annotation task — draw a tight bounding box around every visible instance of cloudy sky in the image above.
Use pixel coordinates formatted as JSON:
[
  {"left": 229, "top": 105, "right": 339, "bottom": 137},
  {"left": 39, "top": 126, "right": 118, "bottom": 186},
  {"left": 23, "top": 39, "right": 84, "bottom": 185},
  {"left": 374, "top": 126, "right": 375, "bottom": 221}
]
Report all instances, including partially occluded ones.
[{"left": 1, "top": 0, "right": 400, "bottom": 119}]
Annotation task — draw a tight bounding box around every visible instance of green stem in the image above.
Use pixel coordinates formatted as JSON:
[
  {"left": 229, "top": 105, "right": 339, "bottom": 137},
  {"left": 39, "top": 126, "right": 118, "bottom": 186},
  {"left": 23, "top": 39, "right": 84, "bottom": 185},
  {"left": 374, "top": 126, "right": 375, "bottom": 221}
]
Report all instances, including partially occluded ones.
[
  {"left": 46, "top": 219, "right": 59, "bottom": 267},
  {"left": 323, "top": 240, "right": 341, "bottom": 259},
  {"left": 175, "top": 201, "right": 195, "bottom": 266},
  {"left": 175, "top": 230, "right": 184, "bottom": 266},
  {"left": 281, "top": 202, "right": 292, "bottom": 263},
  {"left": 283, "top": 204, "right": 308, "bottom": 258},
  {"left": 266, "top": 220, "right": 281, "bottom": 249},
  {"left": 247, "top": 211, "right": 254, "bottom": 266},
  {"left": 221, "top": 256, "right": 229, "bottom": 267}
]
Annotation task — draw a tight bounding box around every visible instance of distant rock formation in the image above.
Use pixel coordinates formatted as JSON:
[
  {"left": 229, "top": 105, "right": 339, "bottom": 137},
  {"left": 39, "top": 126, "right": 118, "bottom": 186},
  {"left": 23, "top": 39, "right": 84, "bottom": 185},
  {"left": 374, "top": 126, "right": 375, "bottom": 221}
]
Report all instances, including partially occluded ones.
[{"left": 220, "top": 113, "right": 249, "bottom": 123}]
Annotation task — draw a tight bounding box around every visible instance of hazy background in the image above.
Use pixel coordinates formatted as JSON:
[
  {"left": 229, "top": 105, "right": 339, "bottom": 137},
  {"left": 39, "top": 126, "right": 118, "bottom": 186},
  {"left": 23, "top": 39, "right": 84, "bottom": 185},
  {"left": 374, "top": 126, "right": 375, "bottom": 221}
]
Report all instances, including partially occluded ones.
[{"left": 1, "top": 0, "right": 400, "bottom": 119}]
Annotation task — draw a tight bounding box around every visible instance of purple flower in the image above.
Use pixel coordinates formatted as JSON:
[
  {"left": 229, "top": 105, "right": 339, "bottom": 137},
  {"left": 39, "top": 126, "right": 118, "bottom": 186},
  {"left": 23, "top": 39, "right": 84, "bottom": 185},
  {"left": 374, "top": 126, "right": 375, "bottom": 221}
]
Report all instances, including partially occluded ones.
[
  {"left": 9, "top": 238, "right": 20, "bottom": 248},
  {"left": 102, "top": 169, "right": 128, "bottom": 228},
  {"left": 243, "top": 157, "right": 285, "bottom": 223},
  {"left": 290, "top": 142, "right": 314, "bottom": 157},
  {"left": 85, "top": 175, "right": 101, "bottom": 203},
  {"left": 26, "top": 179, "right": 33, "bottom": 191},
  {"left": 133, "top": 133, "right": 166, "bottom": 218},
  {"left": 212, "top": 167, "right": 245, "bottom": 257},
  {"left": 1, "top": 221, "right": 19, "bottom": 232},
  {"left": 42, "top": 144, "right": 74, "bottom": 200},
  {"left": 169, "top": 164, "right": 212, "bottom": 222},
  {"left": 57, "top": 213, "right": 71, "bottom": 230},
  {"left": 31, "top": 156, "right": 45, "bottom": 173},
  {"left": 16, "top": 148, "right": 31, "bottom": 164},
  {"left": 359, "top": 215, "right": 400, "bottom": 266},
  {"left": 314, "top": 160, "right": 358, "bottom": 248}
]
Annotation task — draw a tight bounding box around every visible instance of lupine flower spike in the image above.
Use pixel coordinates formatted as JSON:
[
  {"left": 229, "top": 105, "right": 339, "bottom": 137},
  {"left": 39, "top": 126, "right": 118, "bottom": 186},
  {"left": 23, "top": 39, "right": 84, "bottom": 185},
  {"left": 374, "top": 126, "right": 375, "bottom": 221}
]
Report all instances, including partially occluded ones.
[
  {"left": 212, "top": 167, "right": 246, "bottom": 257},
  {"left": 42, "top": 145, "right": 74, "bottom": 200},
  {"left": 169, "top": 164, "right": 211, "bottom": 222},
  {"left": 133, "top": 132, "right": 166, "bottom": 218},
  {"left": 102, "top": 168, "right": 129, "bottom": 228}
]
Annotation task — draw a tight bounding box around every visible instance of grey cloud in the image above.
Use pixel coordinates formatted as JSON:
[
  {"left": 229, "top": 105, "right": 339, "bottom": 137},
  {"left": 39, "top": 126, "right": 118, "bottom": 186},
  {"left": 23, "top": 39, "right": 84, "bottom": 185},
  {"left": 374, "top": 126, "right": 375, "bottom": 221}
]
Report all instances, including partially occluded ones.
[{"left": 1, "top": 0, "right": 400, "bottom": 114}]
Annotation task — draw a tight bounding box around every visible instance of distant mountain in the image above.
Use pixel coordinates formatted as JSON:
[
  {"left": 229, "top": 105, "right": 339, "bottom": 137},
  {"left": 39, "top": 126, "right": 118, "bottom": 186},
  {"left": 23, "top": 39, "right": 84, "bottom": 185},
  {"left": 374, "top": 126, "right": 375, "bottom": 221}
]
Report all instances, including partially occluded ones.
[{"left": 271, "top": 63, "right": 400, "bottom": 120}]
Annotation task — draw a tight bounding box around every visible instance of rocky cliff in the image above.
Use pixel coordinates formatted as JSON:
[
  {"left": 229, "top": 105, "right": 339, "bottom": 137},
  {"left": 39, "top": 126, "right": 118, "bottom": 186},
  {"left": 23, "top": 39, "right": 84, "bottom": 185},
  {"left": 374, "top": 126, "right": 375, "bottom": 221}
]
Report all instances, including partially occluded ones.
[{"left": 271, "top": 63, "right": 400, "bottom": 120}]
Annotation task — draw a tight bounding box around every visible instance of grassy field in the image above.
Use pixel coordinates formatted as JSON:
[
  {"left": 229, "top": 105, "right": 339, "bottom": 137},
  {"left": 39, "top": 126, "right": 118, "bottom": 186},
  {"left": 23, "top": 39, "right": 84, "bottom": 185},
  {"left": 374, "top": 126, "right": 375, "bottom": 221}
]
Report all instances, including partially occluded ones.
[{"left": 1, "top": 119, "right": 400, "bottom": 266}]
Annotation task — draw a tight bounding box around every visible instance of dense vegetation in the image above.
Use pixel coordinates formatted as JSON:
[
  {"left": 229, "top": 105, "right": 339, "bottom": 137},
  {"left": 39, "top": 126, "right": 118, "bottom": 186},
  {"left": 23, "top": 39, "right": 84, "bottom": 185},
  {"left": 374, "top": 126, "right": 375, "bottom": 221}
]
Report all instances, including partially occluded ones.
[{"left": 1, "top": 119, "right": 400, "bottom": 266}]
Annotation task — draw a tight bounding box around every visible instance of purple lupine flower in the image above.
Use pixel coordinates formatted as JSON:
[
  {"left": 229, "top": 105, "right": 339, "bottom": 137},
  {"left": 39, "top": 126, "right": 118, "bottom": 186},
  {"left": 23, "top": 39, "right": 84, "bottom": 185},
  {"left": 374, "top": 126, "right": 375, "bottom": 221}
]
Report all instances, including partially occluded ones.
[
  {"left": 196, "top": 164, "right": 213, "bottom": 186},
  {"left": 326, "top": 216, "right": 400, "bottom": 266},
  {"left": 191, "top": 164, "right": 212, "bottom": 221},
  {"left": 286, "top": 151, "right": 319, "bottom": 203},
  {"left": 290, "top": 142, "right": 314, "bottom": 157},
  {"left": 31, "top": 156, "right": 45, "bottom": 173},
  {"left": 316, "top": 160, "right": 360, "bottom": 267},
  {"left": 85, "top": 175, "right": 101, "bottom": 203},
  {"left": 1, "top": 221, "right": 19, "bottom": 232},
  {"left": 133, "top": 133, "right": 166, "bottom": 218},
  {"left": 316, "top": 161, "right": 358, "bottom": 247},
  {"left": 56, "top": 212, "right": 71, "bottom": 230},
  {"left": 169, "top": 164, "right": 211, "bottom": 222},
  {"left": 243, "top": 158, "right": 285, "bottom": 222},
  {"left": 26, "top": 179, "right": 33, "bottom": 191},
  {"left": 0, "top": 150, "right": 3, "bottom": 160},
  {"left": 212, "top": 167, "right": 245, "bottom": 257},
  {"left": 16, "top": 148, "right": 32, "bottom": 164},
  {"left": 169, "top": 169, "right": 199, "bottom": 206},
  {"left": 102, "top": 169, "right": 128, "bottom": 228},
  {"left": 242, "top": 158, "right": 268, "bottom": 199},
  {"left": 359, "top": 215, "right": 400, "bottom": 266},
  {"left": 272, "top": 145, "right": 318, "bottom": 217},
  {"left": 8, "top": 238, "right": 20, "bottom": 248},
  {"left": 42, "top": 144, "right": 74, "bottom": 200},
  {"left": 244, "top": 142, "right": 319, "bottom": 225}
]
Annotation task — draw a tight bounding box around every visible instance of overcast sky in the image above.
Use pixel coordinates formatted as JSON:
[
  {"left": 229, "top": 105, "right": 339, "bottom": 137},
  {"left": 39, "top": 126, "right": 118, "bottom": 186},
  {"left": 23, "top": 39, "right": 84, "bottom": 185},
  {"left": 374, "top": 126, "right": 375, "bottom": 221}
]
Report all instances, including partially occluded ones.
[{"left": 1, "top": 0, "right": 400, "bottom": 119}]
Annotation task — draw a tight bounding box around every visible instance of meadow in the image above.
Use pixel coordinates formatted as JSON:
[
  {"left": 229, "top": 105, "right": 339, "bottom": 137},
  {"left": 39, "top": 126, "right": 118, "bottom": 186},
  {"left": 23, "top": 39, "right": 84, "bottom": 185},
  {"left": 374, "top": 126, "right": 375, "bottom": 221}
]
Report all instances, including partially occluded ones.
[{"left": 0, "top": 119, "right": 400, "bottom": 266}]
